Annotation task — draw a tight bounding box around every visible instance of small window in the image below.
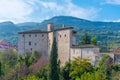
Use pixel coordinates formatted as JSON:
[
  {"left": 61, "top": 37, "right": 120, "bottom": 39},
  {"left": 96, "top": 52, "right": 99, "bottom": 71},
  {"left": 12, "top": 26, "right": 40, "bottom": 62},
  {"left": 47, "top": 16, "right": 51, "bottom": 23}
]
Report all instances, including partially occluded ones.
[
  {"left": 65, "top": 34, "right": 66, "bottom": 37},
  {"left": 22, "top": 34, "right": 24, "bottom": 37},
  {"left": 42, "top": 34, "right": 44, "bottom": 37},
  {"left": 60, "top": 35, "right": 61, "bottom": 38},
  {"left": 29, "top": 42, "right": 31, "bottom": 45},
  {"left": 35, "top": 34, "right": 37, "bottom": 37},
  {"left": 35, "top": 43, "right": 37, "bottom": 46},
  {"left": 29, "top": 34, "right": 31, "bottom": 37}
]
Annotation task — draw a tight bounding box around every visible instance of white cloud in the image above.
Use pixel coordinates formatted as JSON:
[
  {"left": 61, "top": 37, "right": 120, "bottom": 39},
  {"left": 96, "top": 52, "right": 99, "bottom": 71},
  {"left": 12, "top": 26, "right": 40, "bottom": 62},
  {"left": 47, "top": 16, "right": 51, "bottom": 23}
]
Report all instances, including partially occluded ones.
[
  {"left": 105, "top": 0, "right": 120, "bottom": 5},
  {"left": 36, "top": 0, "right": 99, "bottom": 20},
  {"left": 0, "top": 0, "right": 33, "bottom": 23},
  {"left": 0, "top": 0, "right": 99, "bottom": 23},
  {"left": 113, "top": 19, "right": 120, "bottom": 22},
  {"left": 104, "top": 19, "right": 120, "bottom": 22}
]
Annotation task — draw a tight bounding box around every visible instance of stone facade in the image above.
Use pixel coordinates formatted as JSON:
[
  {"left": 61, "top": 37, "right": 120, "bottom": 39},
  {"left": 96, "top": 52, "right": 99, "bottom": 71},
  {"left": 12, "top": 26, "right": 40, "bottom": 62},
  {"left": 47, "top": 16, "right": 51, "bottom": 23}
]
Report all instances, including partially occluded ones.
[
  {"left": 18, "top": 23, "right": 120, "bottom": 66},
  {"left": 18, "top": 30, "right": 48, "bottom": 56},
  {"left": 70, "top": 45, "right": 100, "bottom": 66},
  {"left": 18, "top": 23, "right": 76, "bottom": 66}
]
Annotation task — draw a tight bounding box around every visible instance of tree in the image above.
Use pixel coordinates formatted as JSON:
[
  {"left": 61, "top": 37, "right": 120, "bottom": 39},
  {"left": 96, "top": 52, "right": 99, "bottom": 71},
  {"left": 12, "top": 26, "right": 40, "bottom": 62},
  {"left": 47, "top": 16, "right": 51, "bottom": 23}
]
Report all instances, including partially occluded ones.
[
  {"left": 91, "top": 36, "right": 97, "bottom": 45},
  {"left": 49, "top": 37, "right": 59, "bottom": 80},
  {"left": 70, "top": 57, "right": 93, "bottom": 80},
  {"left": 61, "top": 62, "right": 70, "bottom": 80},
  {"left": 79, "top": 33, "right": 90, "bottom": 45},
  {"left": 98, "top": 55, "right": 113, "bottom": 80}
]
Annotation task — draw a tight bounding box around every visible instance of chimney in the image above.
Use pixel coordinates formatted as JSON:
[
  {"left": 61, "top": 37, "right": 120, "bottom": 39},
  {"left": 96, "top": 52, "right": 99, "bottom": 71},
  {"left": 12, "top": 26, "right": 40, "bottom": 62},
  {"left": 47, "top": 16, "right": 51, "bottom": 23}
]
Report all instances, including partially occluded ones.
[
  {"left": 47, "top": 23, "right": 54, "bottom": 31},
  {"left": 62, "top": 24, "right": 65, "bottom": 28}
]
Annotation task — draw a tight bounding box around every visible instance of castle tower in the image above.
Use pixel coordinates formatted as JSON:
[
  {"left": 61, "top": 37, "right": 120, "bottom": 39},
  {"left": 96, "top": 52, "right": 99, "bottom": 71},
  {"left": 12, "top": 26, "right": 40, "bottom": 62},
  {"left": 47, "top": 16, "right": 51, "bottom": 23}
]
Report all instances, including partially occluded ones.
[
  {"left": 48, "top": 23, "right": 54, "bottom": 55},
  {"left": 47, "top": 23, "right": 54, "bottom": 31}
]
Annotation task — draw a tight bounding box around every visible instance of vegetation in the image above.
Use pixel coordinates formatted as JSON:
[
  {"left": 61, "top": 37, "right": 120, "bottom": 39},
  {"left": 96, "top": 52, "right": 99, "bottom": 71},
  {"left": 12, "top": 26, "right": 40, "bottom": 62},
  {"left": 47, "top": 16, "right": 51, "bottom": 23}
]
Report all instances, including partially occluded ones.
[
  {"left": 49, "top": 37, "right": 59, "bottom": 80},
  {"left": 0, "top": 37, "right": 120, "bottom": 80},
  {"left": 91, "top": 36, "right": 97, "bottom": 45},
  {"left": 0, "top": 49, "right": 120, "bottom": 80},
  {"left": 79, "top": 33, "right": 90, "bottom": 45},
  {"left": 79, "top": 33, "right": 97, "bottom": 46}
]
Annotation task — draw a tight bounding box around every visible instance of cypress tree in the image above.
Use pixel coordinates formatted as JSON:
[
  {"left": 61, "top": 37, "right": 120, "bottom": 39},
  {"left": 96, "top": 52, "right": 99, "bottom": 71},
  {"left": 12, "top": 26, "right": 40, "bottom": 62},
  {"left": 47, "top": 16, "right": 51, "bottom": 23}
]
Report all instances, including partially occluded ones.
[{"left": 49, "top": 37, "right": 59, "bottom": 80}]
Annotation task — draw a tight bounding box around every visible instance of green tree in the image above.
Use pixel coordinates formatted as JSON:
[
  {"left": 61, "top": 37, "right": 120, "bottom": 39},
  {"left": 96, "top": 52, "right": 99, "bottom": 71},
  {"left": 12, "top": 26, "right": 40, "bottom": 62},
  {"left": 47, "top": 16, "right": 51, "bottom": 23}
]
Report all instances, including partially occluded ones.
[
  {"left": 61, "top": 62, "right": 70, "bottom": 80},
  {"left": 49, "top": 37, "right": 59, "bottom": 80},
  {"left": 70, "top": 57, "right": 93, "bottom": 80},
  {"left": 98, "top": 55, "right": 113, "bottom": 80},
  {"left": 91, "top": 36, "right": 97, "bottom": 45},
  {"left": 79, "top": 33, "right": 90, "bottom": 45},
  {"left": 33, "top": 50, "right": 41, "bottom": 61}
]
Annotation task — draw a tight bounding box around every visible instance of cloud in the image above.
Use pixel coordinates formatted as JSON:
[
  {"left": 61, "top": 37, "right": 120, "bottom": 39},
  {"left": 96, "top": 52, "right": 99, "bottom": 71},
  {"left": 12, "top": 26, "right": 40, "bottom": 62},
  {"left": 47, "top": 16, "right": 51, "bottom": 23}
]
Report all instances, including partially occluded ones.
[
  {"left": 113, "top": 19, "right": 120, "bottom": 22},
  {"left": 0, "top": 0, "right": 99, "bottom": 23},
  {"left": 36, "top": 0, "right": 99, "bottom": 20},
  {"left": 0, "top": 0, "right": 33, "bottom": 23},
  {"left": 105, "top": 0, "right": 120, "bottom": 5},
  {"left": 104, "top": 19, "right": 120, "bottom": 22}
]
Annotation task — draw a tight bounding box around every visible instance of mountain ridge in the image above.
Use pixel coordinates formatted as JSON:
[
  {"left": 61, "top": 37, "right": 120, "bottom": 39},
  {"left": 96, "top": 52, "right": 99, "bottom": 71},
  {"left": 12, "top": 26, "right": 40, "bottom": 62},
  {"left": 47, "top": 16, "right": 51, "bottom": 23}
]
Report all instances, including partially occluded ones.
[{"left": 0, "top": 16, "right": 120, "bottom": 44}]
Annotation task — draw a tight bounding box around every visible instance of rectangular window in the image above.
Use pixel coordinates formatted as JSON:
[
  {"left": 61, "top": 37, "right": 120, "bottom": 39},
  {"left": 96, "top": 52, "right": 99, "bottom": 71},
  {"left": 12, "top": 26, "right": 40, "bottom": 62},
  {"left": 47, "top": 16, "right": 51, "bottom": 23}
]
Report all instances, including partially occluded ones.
[
  {"left": 35, "top": 43, "right": 37, "bottom": 46},
  {"left": 31, "top": 48, "right": 32, "bottom": 51},
  {"left": 22, "top": 34, "right": 24, "bottom": 37},
  {"left": 29, "top": 42, "right": 31, "bottom": 45},
  {"left": 42, "top": 34, "right": 44, "bottom": 37},
  {"left": 29, "top": 34, "right": 31, "bottom": 37},
  {"left": 35, "top": 34, "right": 37, "bottom": 37}
]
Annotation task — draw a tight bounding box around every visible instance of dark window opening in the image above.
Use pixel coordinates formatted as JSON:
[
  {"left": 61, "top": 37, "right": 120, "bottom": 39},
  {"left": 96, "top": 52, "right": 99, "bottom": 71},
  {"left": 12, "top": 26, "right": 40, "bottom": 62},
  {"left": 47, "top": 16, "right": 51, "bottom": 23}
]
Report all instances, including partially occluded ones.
[
  {"left": 29, "top": 34, "right": 31, "bottom": 37},
  {"left": 22, "top": 34, "right": 24, "bottom": 37},
  {"left": 35, "top": 34, "right": 37, "bottom": 37},
  {"left": 35, "top": 43, "right": 37, "bottom": 46},
  {"left": 29, "top": 42, "right": 31, "bottom": 45},
  {"left": 42, "top": 34, "right": 44, "bottom": 37},
  {"left": 60, "top": 35, "right": 61, "bottom": 37},
  {"left": 65, "top": 34, "right": 66, "bottom": 37},
  {"left": 31, "top": 48, "right": 32, "bottom": 51}
]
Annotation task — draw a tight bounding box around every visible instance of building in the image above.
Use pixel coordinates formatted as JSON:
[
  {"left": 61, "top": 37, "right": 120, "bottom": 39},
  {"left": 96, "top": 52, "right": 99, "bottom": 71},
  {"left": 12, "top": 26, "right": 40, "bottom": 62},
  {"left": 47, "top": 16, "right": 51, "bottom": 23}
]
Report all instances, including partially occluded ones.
[
  {"left": 18, "top": 23, "right": 76, "bottom": 66},
  {"left": 70, "top": 44, "right": 100, "bottom": 66},
  {"left": 0, "top": 40, "right": 13, "bottom": 51},
  {"left": 18, "top": 23, "right": 120, "bottom": 66}
]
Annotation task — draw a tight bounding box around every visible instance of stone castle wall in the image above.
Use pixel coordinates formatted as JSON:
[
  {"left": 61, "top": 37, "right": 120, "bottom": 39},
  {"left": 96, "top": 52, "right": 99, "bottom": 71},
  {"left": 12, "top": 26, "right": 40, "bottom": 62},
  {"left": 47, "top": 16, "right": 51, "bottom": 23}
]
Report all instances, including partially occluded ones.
[
  {"left": 18, "top": 33, "right": 48, "bottom": 56},
  {"left": 56, "top": 29, "right": 71, "bottom": 66}
]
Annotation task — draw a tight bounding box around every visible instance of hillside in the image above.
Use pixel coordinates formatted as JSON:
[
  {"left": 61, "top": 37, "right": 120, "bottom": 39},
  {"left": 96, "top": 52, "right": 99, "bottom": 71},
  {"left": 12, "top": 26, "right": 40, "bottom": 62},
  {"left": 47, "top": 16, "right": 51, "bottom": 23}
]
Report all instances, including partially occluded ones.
[{"left": 0, "top": 16, "right": 120, "bottom": 48}]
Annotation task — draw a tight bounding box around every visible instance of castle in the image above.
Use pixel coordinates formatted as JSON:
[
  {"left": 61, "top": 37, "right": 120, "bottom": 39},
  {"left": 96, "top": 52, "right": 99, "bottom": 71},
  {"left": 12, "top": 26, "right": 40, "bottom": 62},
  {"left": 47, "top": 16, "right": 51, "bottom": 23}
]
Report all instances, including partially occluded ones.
[{"left": 18, "top": 23, "right": 120, "bottom": 66}]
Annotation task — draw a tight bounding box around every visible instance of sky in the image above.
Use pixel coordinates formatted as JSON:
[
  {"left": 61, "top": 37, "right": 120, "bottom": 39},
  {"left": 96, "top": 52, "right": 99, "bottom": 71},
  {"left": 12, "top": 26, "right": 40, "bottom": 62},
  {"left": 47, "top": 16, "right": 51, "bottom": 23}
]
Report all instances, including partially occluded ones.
[{"left": 0, "top": 0, "right": 120, "bottom": 23}]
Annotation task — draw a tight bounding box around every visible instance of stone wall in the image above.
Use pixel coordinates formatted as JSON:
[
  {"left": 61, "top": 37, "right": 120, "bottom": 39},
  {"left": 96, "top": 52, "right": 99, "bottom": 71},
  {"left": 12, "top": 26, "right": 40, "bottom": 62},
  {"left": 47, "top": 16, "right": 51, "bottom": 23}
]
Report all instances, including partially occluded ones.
[
  {"left": 18, "top": 33, "right": 48, "bottom": 56},
  {"left": 56, "top": 29, "right": 71, "bottom": 66},
  {"left": 70, "top": 47, "right": 100, "bottom": 66}
]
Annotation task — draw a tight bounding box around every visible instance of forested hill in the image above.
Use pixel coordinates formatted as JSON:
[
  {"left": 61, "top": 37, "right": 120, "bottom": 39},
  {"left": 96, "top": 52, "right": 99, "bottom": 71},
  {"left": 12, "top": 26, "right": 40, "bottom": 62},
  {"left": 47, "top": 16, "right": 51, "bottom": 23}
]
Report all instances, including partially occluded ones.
[{"left": 0, "top": 16, "right": 120, "bottom": 45}]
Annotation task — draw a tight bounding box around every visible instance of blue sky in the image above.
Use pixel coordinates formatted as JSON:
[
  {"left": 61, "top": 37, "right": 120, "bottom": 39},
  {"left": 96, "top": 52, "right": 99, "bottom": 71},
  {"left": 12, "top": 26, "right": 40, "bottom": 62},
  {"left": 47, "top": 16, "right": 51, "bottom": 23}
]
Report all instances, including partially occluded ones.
[{"left": 0, "top": 0, "right": 120, "bottom": 23}]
